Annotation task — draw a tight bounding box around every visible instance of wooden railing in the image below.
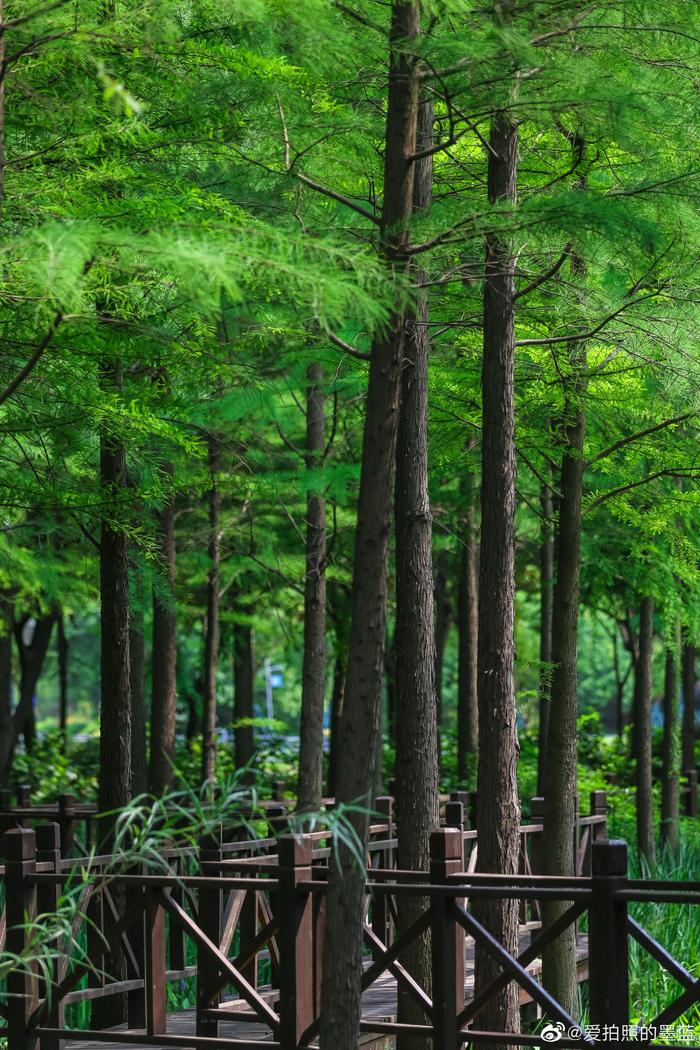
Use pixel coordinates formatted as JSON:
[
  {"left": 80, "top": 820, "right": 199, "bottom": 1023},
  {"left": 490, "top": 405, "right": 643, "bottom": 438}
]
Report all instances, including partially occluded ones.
[
  {"left": 6, "top": 767, "right": 698, "bottom": 860},
  {"left": 1, "top": 787, "right": 697, "bottom": 1050}
]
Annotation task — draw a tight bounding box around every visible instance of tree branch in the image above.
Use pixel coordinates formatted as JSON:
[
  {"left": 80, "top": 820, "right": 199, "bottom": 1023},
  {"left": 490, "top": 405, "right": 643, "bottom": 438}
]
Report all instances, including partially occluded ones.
[
  {"left": 588, "top": 412, "right": 694, "bottom": 467},
  {"left": 325, "top": 330, "right": 371, "bottom": 361},
  {"left": 514, "top": 245, "right": 571, "bottom": 301},
  {"left": 515, "top": 290, "right": 661, "bottom": 347},
  {"left": 585, "top": 467, "right": 700, "bottom": 513}
]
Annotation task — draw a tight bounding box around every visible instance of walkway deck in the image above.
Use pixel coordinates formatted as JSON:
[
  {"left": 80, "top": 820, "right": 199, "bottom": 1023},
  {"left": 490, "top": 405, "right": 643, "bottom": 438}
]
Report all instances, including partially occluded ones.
[{"left": 66, "top": 932, "right": 589, "bottom": 1050}]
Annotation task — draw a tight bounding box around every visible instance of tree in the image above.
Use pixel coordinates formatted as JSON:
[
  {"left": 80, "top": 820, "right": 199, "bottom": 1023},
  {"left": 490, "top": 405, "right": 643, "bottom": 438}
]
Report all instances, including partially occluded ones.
[
  {"left": 297, "top": 363, "right": 327, "bottom": 815},
  {"left": 474, "top": 3, "right": 521, "bottom": 1036},
  {"left": 320, "top": 5, "right": 421, "bottom": 1047}
]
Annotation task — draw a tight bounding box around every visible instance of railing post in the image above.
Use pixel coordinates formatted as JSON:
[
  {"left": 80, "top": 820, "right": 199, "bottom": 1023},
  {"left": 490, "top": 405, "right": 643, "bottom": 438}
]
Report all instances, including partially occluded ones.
[
  {"left": 445, "top": 801, "right": 465, "bottom": 869},
  {"left": 371, "top": 795, "right": 393, "bottom": 946},
  {"left": 35, "top": 824, "right": 64, "bottom": 1050},
  {"left": 143, "top": 892, "right": 167, "bottom": 1035},
  {"left": 430, "top": 828, "right": 464, "bottom": 1050},
  {"left": 590, "top": 791, "right": 608, "bottom": 845},
  {"left": 684, "top": 769, "right": 698, "bottom": 817},
  {"left": 57, "top": 795, "right": 76, "bottom": 855},
  {"left": 277, "top": 834, "right": 314, "bottom": 1048},
  {"left": 449, "top": 790, "right": 469, "bottom": 828},
  {"left": 196, "top": 824, "right": 223, "bottom": 1038},
  {"left": 588, "top": 840, "right": 629, "bottom": 1047},
  {"left": 0, "top": 787, "right": 13, "bottom": 835},
  {"left": 530, "top": 796, "right": 544, "bottom": 875},
  {"left": 4, "top": 828, "right": 38, "bottom": 1050}
]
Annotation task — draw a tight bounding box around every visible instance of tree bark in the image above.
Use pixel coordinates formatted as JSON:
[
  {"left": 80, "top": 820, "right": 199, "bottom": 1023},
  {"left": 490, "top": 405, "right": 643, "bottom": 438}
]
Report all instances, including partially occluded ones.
[
  {"left": 0, "top": 594, "right": 14, "bottom": 784},
  {"left": 98, "top": 359, "right": 132, "bottom": 847},
  {"left": 536, "top": 481, "right": 554, "bottom": 795},
  {"left": 394, "top": 94, "right": 440, "bottom": 1048},
  {"left": 297, "top": 363, "right": 327, "bottom": 815},
  {"left": 149, "top": 464, "right": 177, "bottom": 796},
  {"left": 457, "top": 484, "right": 479, "bottom": 785},
  {"left": 201, "top": 438, "right": 221, "bottom": 785},
  {"left": 474, "top": 60, "right": 521, "bottom": 1040},
  {"left": 635, "top": 595, "right": 655, "bottom": 862},
  {"left": 319, "top": 6, "right": 420, "bottom": 1048},
  {"left": 129, "top": 577, "right": 147, "bottom": 797},
  {"left": 233, "top": 618, "right": 255, "bottom": 773},
  {"left": 682, "top": 642, "right": 696, "bottom": 771},
  {"left": 661, "top": 616, "right": 681, "bottom": 852}
]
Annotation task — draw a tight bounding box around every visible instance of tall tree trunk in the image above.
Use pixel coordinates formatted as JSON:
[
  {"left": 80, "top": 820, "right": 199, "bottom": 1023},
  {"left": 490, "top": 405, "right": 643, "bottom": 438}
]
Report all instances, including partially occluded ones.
[
  {"left": 682, "top": 642, "right": 696, "bottom": 771},
  {"left": 457, "top": 486, "right": 479, "bottom": 785},
  {"left": 394, "top": 95, "right": 440, "bottom": 1048},
  {"left": 201, "top": 438, "right": 221, "bottom": 785},
  {"left": 57, "top": 612, "right": 68, "bottom": 738},
  {"left": 542, "top": 126, "right": 588, "bottom": 1016},
  {"left": 0, "top": 594, "right": 14, "bottom": 784},
  {"left": 319, "top": 6, "right": 420, "bottom": 1048},
  {"left": 233, "top": 618, "right": 255, "bottom": 773},
  {"left": 541, "top": 365, "right": 585, "bottom": 1013},
  {"left": 433, "top": 557, "right": 451, "bottom": 738},
  {"left": 149, "top": 465, "right": 177, "bottom": 796},
  {"left": 661, "top": 616, "right": 681, "bottom": 852},
  {"left": 297, "top": 364, "right": 327, "bottom": 815},
  {"left": 13, "top": 613, "right": 55, "bottom": 751},
  {"left": 635, "top": 595, "right": 655, "bottom": 862},
  {"left": 536, "top": 481, "right": 554, "bottom": 794},
  {"left": 129, "top": 576, "right": 147, "bottom": 797},
  {"left": 98, "top": 360, "right": 132, "bottom": 842},
  {"left": 96, "top": 361, "right": 132, "bottom": 1030},
  {"left": 473, "top": 21, "right": 521, "bottom": 1043}
]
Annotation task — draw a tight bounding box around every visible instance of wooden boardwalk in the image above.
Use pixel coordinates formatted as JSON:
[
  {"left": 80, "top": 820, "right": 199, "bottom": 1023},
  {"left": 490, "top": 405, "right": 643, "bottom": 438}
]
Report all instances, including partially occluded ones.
[{"left": 66, "top": 932, "right": 589, "bottom": 1050}]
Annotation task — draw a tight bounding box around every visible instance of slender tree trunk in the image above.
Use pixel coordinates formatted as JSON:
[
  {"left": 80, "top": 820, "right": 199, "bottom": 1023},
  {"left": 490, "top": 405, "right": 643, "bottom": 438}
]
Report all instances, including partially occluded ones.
[
  {"left": 327, "top": 651, "right": 345, "bottom": 799},
  {"left": 233, "top": 618, "right": 255, "bottom": 772},
  {"left": 457, "top": 487, "right": 479, "bottom": 785},
  {"left": 542, "top": 126, "right": 589, "bottom": 1015},
  {"left": 98, "top": 360, "right": 132, "bottom": 843},
  {"left": 612, "top": 629, "right": 629, "bottom": 739},
  {"left": 95, "top": 361, "right": 132, "bottom": 1030},
  {"left": 129, "top": 576, "right": 147, "bottom": 797},
  {"left": 57, "top": 613, "right": 68, "bottom": 738},
  {"left": 394, "top": 94, "right": 440, "bottom": 1048},
  {"left": 434, "top": 559, "right": 451, "bottom": 738},
  {"left": 682, "top": 642, "right": 696, "bottom": 771},
  {"left": 0, "top": 594, "right": 14, "bottom": 784},
  {"left": 474, "top": 61, "right": 521, "bottom": 1040},
  {"left": 536, "top": 481, "right": 554, "bottom": 794},
  {"left": 149, "top": 465, "right": 177, "bottom": 796},
  {"left": 541, "top": 366, "right": 585, "bottom": 1013},
  {"left": 661, "top": 616, "right": 681, "bottom": 852},
  {"left": 201, "top": 438, "right": 221, "bottom": 785},
  {"left": 319, "top": 7, "right": 420, "bottom": 1048},
  {"left": 297, "top": 364, "right": 327, "bottom": 815},
  {"left": 635, "top": 595, "right": 655, "bottom": 862},
  {"left": 13, "top": 613, "right": 55, "bottom": 751},
  {"left": 185, "top": 672, "right": 201, "bottom": 742}
]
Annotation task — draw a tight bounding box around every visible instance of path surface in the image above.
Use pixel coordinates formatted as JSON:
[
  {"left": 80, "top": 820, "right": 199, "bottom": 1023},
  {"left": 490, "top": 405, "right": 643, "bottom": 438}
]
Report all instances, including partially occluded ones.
[{"left": 66, "top": 933, "right": 589, "bottom": 1049}]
